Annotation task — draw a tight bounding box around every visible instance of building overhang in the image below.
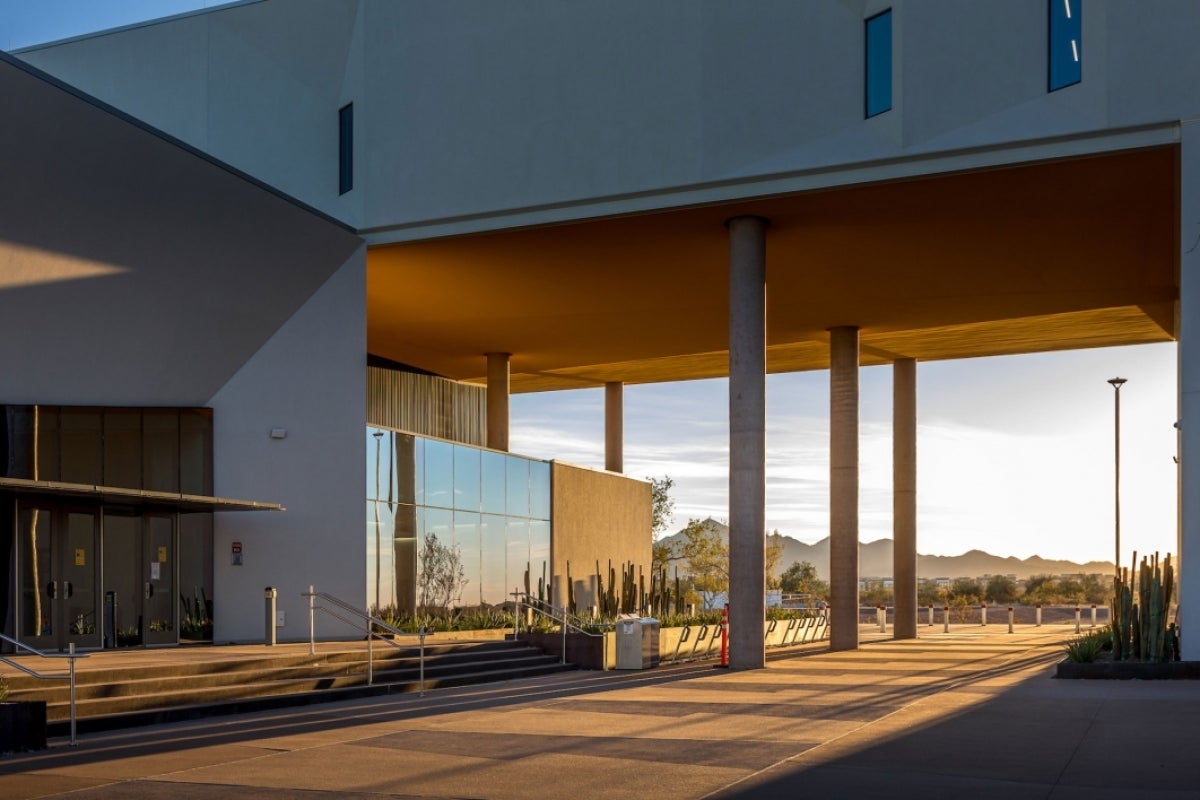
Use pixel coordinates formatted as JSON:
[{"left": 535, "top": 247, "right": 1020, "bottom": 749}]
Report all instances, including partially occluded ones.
[
  {"left": 0, "top": 478, "right": 284, "bottom": 513},
  {"left": 366, "top": 144, "right": 1178, "bottom": 393}
]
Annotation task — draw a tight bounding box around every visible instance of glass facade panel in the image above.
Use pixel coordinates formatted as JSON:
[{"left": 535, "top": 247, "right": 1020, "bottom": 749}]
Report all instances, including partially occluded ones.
[
  {"left": 530, "top": 519, "right": 550, "bottom": 580},
  {"left": 103, "top": 410, "right": 141, "bottom": 488},
  {"left": 178, "top": 513, "right": 212, "bottom": 641},
  {"left": 530, "top": 461, "right": 550, "bottom": 520},
  {"left": 1049, "top": 0, "right": 1081, "bottom": 91},
  {"left": 36, "top": 408, "right": 59, "bottom": 481},
  {"left": 865, "top": 10, "right": 893, "bottom": 118},
  {"left": 481, "top": 451, "right": 507, "bottom": 514},
  {"left": 506, "top": 458, "right": 529, "bottom": 518},
  {"left": 413, "top": 435, "right": 425, "bottom": 505},
  {"left": 143, "top": 409, "right": 180, "bottom": 493},
  {"left": 423, "top": 438, "right": 454, "bottom": 509},
  {"left": 368, "top": 429, "right": 386, "bottom": 501},
  {"left": 480, "top": 513, "right": 508, "bottom": 606},
  {"left": 452, "top": 444, "right": 481, "bottom": 511},
  {"left": 59, "top": 409, "right": 102, "bottom": 485},
  {"left": 366, "top": 428, "right": 550, "bottom": 613},
  {"left": 506, "top": 519, "right": 530, "bottom": 598},
  {"left": 4, "top": 406, "right": 212, "bottom": 649},
  {"left": 179, "top": 409, "right": 212, "bottom": 495},
  {"left": 419, "top": 506, "right": 453, "bottom": 610},
  {"left": 395, "top": 434, "right": 416, "bottom": 505},
  {"left": 455, "top": 512, "right": 482, "bottom": 607}
]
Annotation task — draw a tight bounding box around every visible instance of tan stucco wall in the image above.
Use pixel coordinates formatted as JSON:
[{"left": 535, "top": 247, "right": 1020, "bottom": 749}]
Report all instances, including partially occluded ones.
[{"left": 550, "top": 462, "right": 651, "bottom": 611}]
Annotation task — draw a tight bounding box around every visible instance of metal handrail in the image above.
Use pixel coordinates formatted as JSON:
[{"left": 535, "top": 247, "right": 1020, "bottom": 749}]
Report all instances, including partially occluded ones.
[
  {"left": 511, "top": 592, "right": 613, "bottom": 670},
  {"left": 0, "top": 632, "right": 87, "bottom": 746},
  {"left": 301, "top": 586, "right": 428, "bottom": 697}
]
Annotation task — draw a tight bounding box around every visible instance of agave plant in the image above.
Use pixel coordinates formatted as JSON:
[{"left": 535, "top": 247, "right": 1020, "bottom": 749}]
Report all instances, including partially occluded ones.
[{"left": 1064, "top": 631, "right": 1107, "bottom": 663}]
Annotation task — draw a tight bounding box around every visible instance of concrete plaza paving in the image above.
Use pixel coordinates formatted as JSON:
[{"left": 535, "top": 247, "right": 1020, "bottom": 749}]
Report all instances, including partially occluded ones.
[{"left": 2, "top": 624, "right": 1196, "bottom": 799}]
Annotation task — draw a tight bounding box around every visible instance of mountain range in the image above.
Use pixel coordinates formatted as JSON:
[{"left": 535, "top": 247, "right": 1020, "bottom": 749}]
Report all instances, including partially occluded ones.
[{"left": 657, "top": 519, "right": 1114, "bottom": 581}]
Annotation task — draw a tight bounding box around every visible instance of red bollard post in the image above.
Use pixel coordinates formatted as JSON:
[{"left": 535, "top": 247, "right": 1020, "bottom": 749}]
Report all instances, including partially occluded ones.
[{"left": 720, "top": 604, "right": 729, "bottom": 668}]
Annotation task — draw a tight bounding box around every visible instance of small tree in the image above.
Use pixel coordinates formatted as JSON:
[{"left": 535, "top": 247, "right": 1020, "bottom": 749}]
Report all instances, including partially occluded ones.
[
  {"left": 680, "top": 519, "right": 728, "bottom": 608},
  {"left": 649, "top": 475, "right": 675, "bottom": 538},
  {"left": 764, "top": 531, "right": 786, "bottom": 589},
  {"left": 947, "top": 577, "right": 982, "bottom": 622},
  {"left": 917, "top": 579, "right": 944, "bottom": 607},
  {"left": 984, "top": 574, "right": 1018, "bottom": 604},
  {"left": 859, "top": 581, "right": 893, "bottom": 607},
  {"left": 417, "top": 533, "right": 467, "bottom": 614},
  {"left": 780, "top": 560, "right": 829, "bottom": 600}
]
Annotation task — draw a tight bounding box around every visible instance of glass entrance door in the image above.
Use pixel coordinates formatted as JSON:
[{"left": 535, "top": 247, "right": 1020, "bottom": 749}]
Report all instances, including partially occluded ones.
[
  {"left": 17, "top": 506, "right": 101, "bottom": 651},
  {"left": 101, "top": 513, "right": 177, "bottom": 647},
  {"left": 142, "top": 515, "right": 176, "bottom": 645}
]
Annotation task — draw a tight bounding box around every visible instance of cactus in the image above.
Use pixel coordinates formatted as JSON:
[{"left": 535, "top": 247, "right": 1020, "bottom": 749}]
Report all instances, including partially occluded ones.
[
  {"left": 1112, "top": 551, "right": 1175, "bottom": 662},
  {"left": 566, "top": 560, "right": 576, "bottom": 615}
]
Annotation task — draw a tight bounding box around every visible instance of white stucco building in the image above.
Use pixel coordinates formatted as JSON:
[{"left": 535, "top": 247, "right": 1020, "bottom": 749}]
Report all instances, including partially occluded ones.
[{"left": 3, "top": 0, "right": 1197, "bottom": 663}]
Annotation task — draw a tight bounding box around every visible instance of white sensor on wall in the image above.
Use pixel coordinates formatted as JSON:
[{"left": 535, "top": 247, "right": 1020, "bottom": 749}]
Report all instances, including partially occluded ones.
[{"left": 269, "top": 428, "right": 288, "bottom": 440}]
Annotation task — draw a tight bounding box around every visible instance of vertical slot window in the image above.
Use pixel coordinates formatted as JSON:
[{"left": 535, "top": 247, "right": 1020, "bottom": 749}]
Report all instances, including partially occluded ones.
[
  {"left": 1049, "top": 0, "right": 1081, "bottom": 91},
  {"left": 865, "top": 10, "right": 893, "bottom": 118},
  {"left": 338, "top": 103, "right": 353, "bottom": 195}
]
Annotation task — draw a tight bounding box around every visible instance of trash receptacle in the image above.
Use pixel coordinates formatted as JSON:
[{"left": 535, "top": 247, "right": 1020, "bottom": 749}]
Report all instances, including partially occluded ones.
[{"left": 615, "top": 615, "right": 659, "bottom": 669}]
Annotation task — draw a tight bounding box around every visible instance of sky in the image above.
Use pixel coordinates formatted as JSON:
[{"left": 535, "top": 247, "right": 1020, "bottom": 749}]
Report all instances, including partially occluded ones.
[
  {"left": 511, "top": 343, "right": 1180, "bottom": 565},
  {"left": 1, "top": 2, "right": 1181, "bottom": 566}
]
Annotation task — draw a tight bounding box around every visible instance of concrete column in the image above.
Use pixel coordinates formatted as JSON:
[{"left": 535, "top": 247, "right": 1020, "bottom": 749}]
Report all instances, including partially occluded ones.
[
  {"left": 605, "top": 381, "right": 624, "bottom": 473},
  {"left": 486, "top": 352, "right": 510, "bottom": 452},
  {"left": 829, "top": 326, "right": 860, "bottom": 652},
  {"left": 727, "top": 215, "right": 767, "bottom": 670},
  {"left": 893, "top": 358, "right": 918, "bottom": 640},
  {"left": 1180, "top": 121, "right": 1200, "bottom": 659}
]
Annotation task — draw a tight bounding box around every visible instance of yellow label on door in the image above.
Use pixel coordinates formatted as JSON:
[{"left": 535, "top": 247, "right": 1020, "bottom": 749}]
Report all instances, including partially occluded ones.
[
  {"left": 158, "top": 546, "right": 168, "bottom": 563},
  {"left": 74, "top": 548, "right": 85, "bottom": 566}
]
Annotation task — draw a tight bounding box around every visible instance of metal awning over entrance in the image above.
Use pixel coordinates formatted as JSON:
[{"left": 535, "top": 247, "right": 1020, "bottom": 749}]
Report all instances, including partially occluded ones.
[{"left": 0, "top": 477, "right": 284, "bottom": 513}]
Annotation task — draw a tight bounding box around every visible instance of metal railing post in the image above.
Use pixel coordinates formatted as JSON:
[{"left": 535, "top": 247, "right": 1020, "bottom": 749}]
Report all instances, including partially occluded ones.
[
  {"left": 367, "top": 620, "right": 374, "bottom": 686},
  {"left": 418, "top": 630, "right": 426, "bottom": 697},
  {"left": 68, "top": 642, "right": 77, "bottom": 747},
  {"left": 514, "top": 595, "right": 521, "bottom": 638},
  {"left": 561, "top": 605, "right": 567, "bottom": 665},
  {"left": 308, "top": 585, "right": 316, "bottom": 656}
]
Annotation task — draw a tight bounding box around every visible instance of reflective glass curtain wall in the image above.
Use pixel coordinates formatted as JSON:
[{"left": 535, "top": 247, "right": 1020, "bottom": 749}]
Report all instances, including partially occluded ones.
[
  {"left": 366, "top": 427, "right": 550, "bottom": 615},
  {"left": 1, "top": 405, "right": 214, "bottom": 647}
]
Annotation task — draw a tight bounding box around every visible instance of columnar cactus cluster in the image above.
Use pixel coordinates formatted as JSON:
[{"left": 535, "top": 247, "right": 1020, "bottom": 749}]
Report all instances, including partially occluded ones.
[{"left": 1112, "top": 552, "right": 1177, "bottom": 662}]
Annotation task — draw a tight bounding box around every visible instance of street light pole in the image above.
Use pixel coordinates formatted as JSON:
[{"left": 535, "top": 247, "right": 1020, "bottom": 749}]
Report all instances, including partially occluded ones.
[{"left": 1108, "top": 378, "right": 1127, "bottom": 578}]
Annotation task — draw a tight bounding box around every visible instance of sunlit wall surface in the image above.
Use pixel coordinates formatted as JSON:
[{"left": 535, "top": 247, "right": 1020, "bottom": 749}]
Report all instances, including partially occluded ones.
[{"left": 366, "top": 427, "right": 550, "bottom": 615}]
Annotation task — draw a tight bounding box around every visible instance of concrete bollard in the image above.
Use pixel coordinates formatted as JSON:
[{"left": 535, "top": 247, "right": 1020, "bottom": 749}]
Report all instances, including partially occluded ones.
[
  {"left": 264, "top": 586, "right": 277, "bottom": 646},
  {"left": 943, "top": 605, "right": 950, "bottom": 633},
  {"left": 1091, "top": 604, "right": 1097, "bottom": 628},
  {"left": 981, "top": 603, "right": 987, "bottom": 626},
  {"left": 1007, "top": 606, "right": 1014, "bottom": 634},
  {"left": 1075, "top": 606, "right": 1081, "bottom": 634},
  {"left": 877, "top": 605, "right": 886, "bottom": 633},
  {"left": 1036, "top": 604, "right": 1042, "bottom": 627},
  {"left": 927, "top": 604, "right": 934, "bottom": 626}
]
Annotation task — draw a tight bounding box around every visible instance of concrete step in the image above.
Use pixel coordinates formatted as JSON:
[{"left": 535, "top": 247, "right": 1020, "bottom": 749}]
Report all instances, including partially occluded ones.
[
  {"left": 8, "top": 642, "right": 548, "bottom": 705},
  {"left": 3, "top": 639, "right": 576, "bottom": 735}
]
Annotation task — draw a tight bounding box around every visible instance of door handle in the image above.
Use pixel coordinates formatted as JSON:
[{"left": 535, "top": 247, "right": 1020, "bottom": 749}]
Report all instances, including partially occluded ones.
[
  {"left": 144, "top": 582, "right": 154, "bottom": 600},
  {"left": 63, "top": 581, "right": 74, "bottom": 599},
  {"left": 46, "top": 581, "right": 56, "bottom": 599}
]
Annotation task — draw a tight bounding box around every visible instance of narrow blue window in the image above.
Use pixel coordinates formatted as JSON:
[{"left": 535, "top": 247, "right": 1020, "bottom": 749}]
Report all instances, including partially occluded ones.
[
  {"left": 1049, "top": 0, "right": 1081, "bottom": 91},
  {"left": 865, "top": 10, "right": 892, "bottom": 118},
  {"left": 338, "top": 103, "right": 353, "bottom": 195}
]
